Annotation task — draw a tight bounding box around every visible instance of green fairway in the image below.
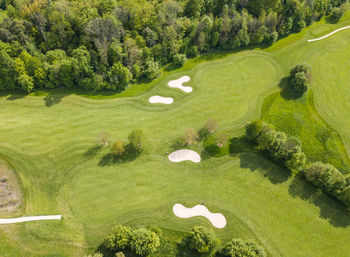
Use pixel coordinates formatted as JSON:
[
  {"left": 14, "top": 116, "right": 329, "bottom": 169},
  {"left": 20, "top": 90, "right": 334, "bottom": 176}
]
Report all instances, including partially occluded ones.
[{"left": 1, "top": 13, "right": 350, "bottom": 257}]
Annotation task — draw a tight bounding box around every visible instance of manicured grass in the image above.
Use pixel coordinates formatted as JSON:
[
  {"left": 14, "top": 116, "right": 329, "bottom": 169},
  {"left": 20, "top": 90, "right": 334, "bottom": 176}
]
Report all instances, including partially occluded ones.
[{"left": 0, "top": 13, "right": 350, "bottom": 257}]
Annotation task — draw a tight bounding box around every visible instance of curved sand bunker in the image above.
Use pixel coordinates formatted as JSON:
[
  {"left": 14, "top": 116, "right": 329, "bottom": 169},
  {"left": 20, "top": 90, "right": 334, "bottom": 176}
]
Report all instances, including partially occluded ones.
[
  {"left": 168, "top": 149, "right": 201, "bottom": 163},
  {"left": 168, "top": 76, "right": 192, "bottom": 93},
  {"left": 173, "top": 204, "right": 226, "bottom": 228},
  {"left": 0, "top": 215, "right": 62, "bottom": 224},
  {"left": 308, "top": 26, "right": 350, "bottom": 42},
  {"left": 149, "top": 95, "right": 174, "bottom": 104}
]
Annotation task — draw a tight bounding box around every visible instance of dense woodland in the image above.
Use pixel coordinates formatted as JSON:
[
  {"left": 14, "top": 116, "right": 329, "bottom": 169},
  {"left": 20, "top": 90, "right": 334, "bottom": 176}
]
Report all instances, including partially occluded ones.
[{"left": 0, "top": 0, "right": 346, "bottom": 92}]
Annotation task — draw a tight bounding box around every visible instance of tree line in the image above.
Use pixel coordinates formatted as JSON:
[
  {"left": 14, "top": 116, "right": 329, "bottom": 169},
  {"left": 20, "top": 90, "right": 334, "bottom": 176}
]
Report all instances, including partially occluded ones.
[
  {"left": 0, "top": 0, "right": 346, "bottom": 92},
  {"left": 245, "top": 120, "right": 350, "bottom": 209},
  {"left": 94, "top": 224, "right": 266, "bottom": 257}
]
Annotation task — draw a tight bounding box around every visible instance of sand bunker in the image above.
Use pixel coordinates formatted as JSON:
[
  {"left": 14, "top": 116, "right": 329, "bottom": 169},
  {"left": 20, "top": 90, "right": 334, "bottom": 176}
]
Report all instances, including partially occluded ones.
[
  {"left": 173, "top": 204, "right": 226, "bottom": 228},
  {"left": 149, "top": 95, "right": 174, "bottom": 104},
  {"left": 168, "top": 149, "right": 201, "bottom": 163},
  {"left": 168, "top": 76, "right": 192, "bottom": 93},
  {"left": 308, "top": 26, "right": 350, "bottom": 42},
  {"left": 0, "top": 215, "right": 62, "bottom": 224}
]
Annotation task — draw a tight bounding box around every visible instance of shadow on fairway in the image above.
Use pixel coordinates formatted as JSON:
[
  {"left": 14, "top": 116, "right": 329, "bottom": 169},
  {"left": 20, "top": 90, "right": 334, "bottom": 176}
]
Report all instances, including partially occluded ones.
[
  {"left": 83, "top": 145, "right": 103, "bottom": 158},
  {"left": 289, "top": 175, "right": 350, "bottom": 227},
  {"left": 229, "top": 136, "right": 254, "bottom": 156},
  {"left": 98, "top": 144, "right": 139, "bottom": 166},
  {"left": 44, "top": 93, "right": 66, "bottom": 107},
  {"left": 239, "top": 152, "right": 291, "bottom": 184},
  {"left": 278, "top": 77, "right": 304, "bottom": 100}
]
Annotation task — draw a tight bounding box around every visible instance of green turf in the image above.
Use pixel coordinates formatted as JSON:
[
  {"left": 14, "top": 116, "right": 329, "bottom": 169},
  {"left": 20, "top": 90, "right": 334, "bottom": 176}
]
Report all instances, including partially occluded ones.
[{"left": 0, "top": 12, "right": 350, "bottom": 257}]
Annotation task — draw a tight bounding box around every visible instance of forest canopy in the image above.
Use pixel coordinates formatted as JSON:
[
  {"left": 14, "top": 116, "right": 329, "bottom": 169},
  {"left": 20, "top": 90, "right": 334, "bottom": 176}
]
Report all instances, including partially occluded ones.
[{"left": 0, "top": 0, "right": 346, "bottom": 92}]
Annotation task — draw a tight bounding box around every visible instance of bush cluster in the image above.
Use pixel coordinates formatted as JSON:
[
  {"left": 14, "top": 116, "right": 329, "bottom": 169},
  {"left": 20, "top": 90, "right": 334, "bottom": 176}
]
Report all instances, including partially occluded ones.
[
  {"left": 288, "top": 63, "right": 312, "bottom": 95},
  {"left": 103, "top": 225, "right": 160, "bottom": 256},
  {"left": 304, "top": 162, "right": 350, "bottom": 207},
  {"left": 246, "top": 121, "right": 306, "bottom": 171}
]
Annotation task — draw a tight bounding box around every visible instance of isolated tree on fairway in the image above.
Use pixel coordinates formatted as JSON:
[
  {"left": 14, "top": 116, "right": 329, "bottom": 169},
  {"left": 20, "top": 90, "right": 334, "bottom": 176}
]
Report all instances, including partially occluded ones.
[
  {"left": 216, "top": 133, "right": 228, "bottom": 148},
  {"left": 183, "top": 128, "right": 199, "bottom": 145},
  {"left": 111, "top": 141, "right": 125, "bottom": 156},
  {"left": 188, "top": 226, "right": 216, "bottom": 253},
  {"left": 130, "top": 228, "right": 160, "bottom": 256},
  {"left": 205, "top": 118, "right": 218, "bottom": 134},
  {"left": 99, "top": 132, "right": 111, "bottom": 146},
  {"left": 289, "top": 63, "right": 311, "bottom": 95},
  {"left": 217, "top": 238, "right": 266, "bottom": 257},
  {"left": 128, "top": 129, "right": 144, "bottom": 152}
]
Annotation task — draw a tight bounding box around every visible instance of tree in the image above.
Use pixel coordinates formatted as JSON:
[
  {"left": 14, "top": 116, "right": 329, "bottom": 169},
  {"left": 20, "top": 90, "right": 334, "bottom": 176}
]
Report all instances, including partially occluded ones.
[
  {"left": 217, "top": 238, "right": 266, "bottom": 257},
  {"left": 115, "top": 252, "right": 125, "bottom": 257},
  {"left": 245, "top": 120, "right": 264, "bottom": 140},
  {"left": 290, "top": 72, "right": 308, "bottom": 94},
  {"left": 111, "top": 141, "right": 125, "bottom": 156},
  {"left": 130, "top": 228, "right": 160, "bottom": 256},
  {"left": 104, "top": 225, "right": 132, "bottom": 251},
  {"left": 99, "top": 132, "right": 111, "bottom": 146},
  {"left": 17, "top": 74, "right": 34, "bottom": 92},
  {"left": 185, "top": 0, "right": 202, "bottom": 18},
  {"left": 108, "top": 63, "right": 133, "bottom": 90},
  {"left": 216, "top": 133, "right": 228, "bottom": 148},
  {"left": 143, "top": 59, "right": 161, "bottom": 80},
  {"left": 182, "top": 128, "right": 199, "bottom": 145},
  {"left": 284, "top": 147, "right": 306, "bottom": 171},
  {"left": 128, "top": 129, "right": 144, "bottom": 152},
  {"left": 205, "top": 118, "right": 218, "bottom": 134},
  {"left": 188, "top": 226, "right": 216, "bottom": 253},
  {"left": 0, "top": 51, "right": 16, "bottom": 90},
  {"left": 172, "top": 53, "right": 187, "bottom": 67},
  {"left": 329, "top": 7, "right": 344, "bottom": 23},
  {"left": 257, "top": 124, "right": 277, "bottom": 151}
]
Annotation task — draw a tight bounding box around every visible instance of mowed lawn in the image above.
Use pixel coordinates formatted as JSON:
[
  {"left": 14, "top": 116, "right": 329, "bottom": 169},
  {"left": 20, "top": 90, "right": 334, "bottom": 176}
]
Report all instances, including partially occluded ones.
[{"left": 0, "top": 15, "right": 350, "bottom": 257}]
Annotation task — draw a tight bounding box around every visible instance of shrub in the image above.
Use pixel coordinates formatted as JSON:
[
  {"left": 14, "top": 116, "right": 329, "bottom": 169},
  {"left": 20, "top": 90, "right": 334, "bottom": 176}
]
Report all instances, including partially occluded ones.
[
  {"left": 288, "top": 63, "right": 312, "bottom": 95},
  {"left": 329, "top": 7, "right": 345, "bottom": 23},
  {"left": 104, "top": 225, "right": 132, "bottom": 251},
  {"left": 245, "top": 120, "right": 264, "bottom": 140},
  {"left": 172, "top": 53, "right": 187, "bottom": 67},
  {"left": 182, "top": 128, "right": 199, "bottom": 145},
  {"left": 217, "top": 238, "right": 266, "bottom": 257},
  {"left": 128, "top": 129, "right": 144, "bottom": 152},
  {"left": 130, "top": 228, "right": 160, "bottom": 256},
  {"left": 111, "top": 141, "right": 125, "bottom": 156},
  {"left": 188, "top": 226, "right": 216, "bottom": 253},
  {"left": 205, "top": 118, "right": 219, "bottom": 134}
]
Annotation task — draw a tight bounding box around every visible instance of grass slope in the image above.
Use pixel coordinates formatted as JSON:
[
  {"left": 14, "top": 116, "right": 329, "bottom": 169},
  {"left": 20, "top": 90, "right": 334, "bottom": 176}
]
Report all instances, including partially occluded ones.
[{"left": 0, "top": 12, "right": 350, "bottom": 257}]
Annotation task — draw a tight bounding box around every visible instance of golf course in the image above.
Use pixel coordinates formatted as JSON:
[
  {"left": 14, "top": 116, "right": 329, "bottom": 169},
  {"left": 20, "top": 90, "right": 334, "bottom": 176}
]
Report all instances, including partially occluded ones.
[{"left": 1, "top": 7, "right": 350, "bottom": 257}]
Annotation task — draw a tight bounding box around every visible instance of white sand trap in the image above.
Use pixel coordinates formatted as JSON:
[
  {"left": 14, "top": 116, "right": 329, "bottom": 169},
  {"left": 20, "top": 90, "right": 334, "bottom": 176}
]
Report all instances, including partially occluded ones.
[
  {"left": 168, "top": 149, "right": 201, "bottom": 163},
  {"left": 0, "top": 215, "right": 62, "bottom": 224},
  {"left": 168, "top": 76, "right": 192, "bottom": 93},
  {"left": 173, "top": 204, "right": 226, "bottom": 228},
  {"left": 308, "top": 26, "right": 350, "bottom": 42},
  {"left": 149, "top": 95, "right": 174, "bottom": 104}
]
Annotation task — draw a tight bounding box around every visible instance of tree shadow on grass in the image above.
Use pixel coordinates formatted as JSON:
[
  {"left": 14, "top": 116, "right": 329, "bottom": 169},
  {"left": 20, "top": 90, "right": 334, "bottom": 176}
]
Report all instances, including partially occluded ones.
[
  {"left": 278, "top": 77, "right": 304, "bottom": 100},
  {"left": 229, "top": 136, "right": 254, "bottom": 156},
  {"left": 44, "top": 93, "right": 66, "bottom": 107},
  {"left": 98, "top": 144, "right": 140, "bottom": 166},
  {"left": 83, "top": 145, "right": 103, "bottom": 158},
  {"left": 289, "top": 175, "right": 350, "bottom": 227},
  {"left": 239, "top": 152, "right": 291, "bottom": 184},
  {"left": 7, "top": 94, "right": 25, "bottom": 101}
]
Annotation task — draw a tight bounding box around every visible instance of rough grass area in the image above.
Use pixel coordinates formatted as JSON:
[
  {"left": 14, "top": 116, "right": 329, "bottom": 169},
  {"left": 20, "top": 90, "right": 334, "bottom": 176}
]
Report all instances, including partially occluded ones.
[{"left": 0, "top": 12, "right": 350, "bottom": 257}]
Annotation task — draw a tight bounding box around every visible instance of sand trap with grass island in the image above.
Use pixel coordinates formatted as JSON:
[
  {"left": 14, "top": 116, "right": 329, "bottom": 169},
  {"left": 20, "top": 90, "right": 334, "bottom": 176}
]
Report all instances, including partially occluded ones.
[
  {"left": 168, "top": 76, "right": 192, "bottom": 93},
  {"left": 149, "top": 95, "right": 174, "bottom": 104},
  {"left": 0, "top": 215, "right": 62, "bottom": 224},
  {"left": 168, "top": 149, "right": 201, "bottom": 163},
  {"left": 173, "top": 204, "right": 226, "bottom": 228},
  {"left": 308, "top": 26, "right": 350, "bottom": 42}
]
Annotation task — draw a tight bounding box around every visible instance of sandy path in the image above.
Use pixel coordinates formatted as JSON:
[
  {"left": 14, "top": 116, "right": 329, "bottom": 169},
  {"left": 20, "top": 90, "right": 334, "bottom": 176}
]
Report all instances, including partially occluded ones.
[
  {"left": 173, "top": 204, "right": 226, "bottom": 228},
  {"left": 0, "top": 215, "right": 62, "bottom": 224},
  {"left": 308, "top": 26, "right": 350, "bottom": 42},
  {"left": 168, "top": 149, "right": 201, "bottom": 163}
]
